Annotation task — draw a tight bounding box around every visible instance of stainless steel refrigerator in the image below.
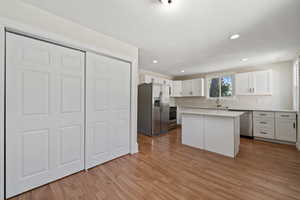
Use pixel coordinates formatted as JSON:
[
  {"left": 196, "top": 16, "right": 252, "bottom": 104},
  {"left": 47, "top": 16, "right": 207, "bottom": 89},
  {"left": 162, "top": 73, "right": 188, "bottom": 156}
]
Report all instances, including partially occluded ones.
[{"left": 138, "top": 83, "right": 170, "bottom": 136}]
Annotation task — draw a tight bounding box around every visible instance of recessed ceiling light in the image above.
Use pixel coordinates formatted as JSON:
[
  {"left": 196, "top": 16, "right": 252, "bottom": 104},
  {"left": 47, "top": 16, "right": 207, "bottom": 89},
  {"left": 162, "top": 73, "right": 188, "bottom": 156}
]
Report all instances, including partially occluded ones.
[
  {"left": 160, "top": 0, "right": 173, "bottom": 5},
  {"left": 153, "top": 60, "right": 158, "bottom": 64},
  {"left": 230, "top": 34, "right": 240, "bottom": 40},
  {"left": 181, "top": 70, "right": 185, "bottom": 73},
  {"left": 242, "top": 58, "right": 249, "bottom": 62}
]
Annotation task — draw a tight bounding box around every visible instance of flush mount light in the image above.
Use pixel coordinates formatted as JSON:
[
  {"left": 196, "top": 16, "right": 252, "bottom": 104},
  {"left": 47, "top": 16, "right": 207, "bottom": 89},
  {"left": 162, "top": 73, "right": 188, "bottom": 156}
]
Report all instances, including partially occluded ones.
[
  {"left": 181, "top": 70, "right": 185, "bottom": 73},
  {"left": 242, "top": 58, "right": 249, "bottom": 62},
  {"left": 153, "top": 60, "right": 158, "bottom": 64},
  {"left": 160, "top": 0, "right": 173, "bottom": 5},
  {"left": 230, "top": 34, "right": 240, "bottom": 40}
]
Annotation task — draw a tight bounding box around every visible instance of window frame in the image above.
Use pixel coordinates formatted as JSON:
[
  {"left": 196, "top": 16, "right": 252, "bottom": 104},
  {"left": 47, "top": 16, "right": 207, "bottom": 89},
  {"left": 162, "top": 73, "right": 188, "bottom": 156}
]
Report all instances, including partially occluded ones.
[{"left": 206, "top": 73, "right": 236, "bottom": 99}]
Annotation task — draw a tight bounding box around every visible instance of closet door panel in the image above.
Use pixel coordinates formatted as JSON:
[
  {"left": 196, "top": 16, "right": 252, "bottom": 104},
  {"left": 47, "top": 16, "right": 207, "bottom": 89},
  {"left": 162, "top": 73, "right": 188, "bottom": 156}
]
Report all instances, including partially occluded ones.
[
  {"left": 86, "top": 52, "right": 131, "bottom": 169},
  {"left": 6, "top": 33, "right": 85, "bottom": 197}
]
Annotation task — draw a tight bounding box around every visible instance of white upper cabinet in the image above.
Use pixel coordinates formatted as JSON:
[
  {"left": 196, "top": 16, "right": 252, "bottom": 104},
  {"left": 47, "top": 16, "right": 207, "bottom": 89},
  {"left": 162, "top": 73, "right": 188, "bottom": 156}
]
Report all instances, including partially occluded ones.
[
  {"left": 181, "top": 78, "right": 204, "bottom": 97},
  {"left": 253, "top": 70, "right": 272, "bottom": 95},
  {"left": 171, "top": 81, "right": 182, "bottom": 97},
  {"left": 235, "top": 70, "right": 272, "bottom": 96},
  {"left": 235, "top": 72, "right": 253, "bottom": 95},
  {"left": 182, "top": 80, "right": 193, "bottom": 96},
  {"left": 192, "top": 78, "right": 204, "bottom": 96},
  {"left": 144, "top": 75, "right": 155, "bottom": 84},
  {"left": 143, "top": 75, "right": 172, "bottom": 86}
]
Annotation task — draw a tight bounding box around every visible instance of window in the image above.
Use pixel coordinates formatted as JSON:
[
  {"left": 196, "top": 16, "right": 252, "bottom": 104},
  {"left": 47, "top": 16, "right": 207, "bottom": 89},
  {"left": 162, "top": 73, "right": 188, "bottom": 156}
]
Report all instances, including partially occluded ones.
[{"left": 208, "top": 75, "right": 234, "bottom": 98}]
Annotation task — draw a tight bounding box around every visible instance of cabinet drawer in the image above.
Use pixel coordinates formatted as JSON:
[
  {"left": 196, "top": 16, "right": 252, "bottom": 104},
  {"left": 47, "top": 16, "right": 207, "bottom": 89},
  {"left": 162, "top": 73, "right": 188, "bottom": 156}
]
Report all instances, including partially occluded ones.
[
  {"left": 253, "top": 111, "right": 274, "bottom": 118},
  {"left": 254, "top": 126, "right": 275, "bottom": 139},
  {"left": 254, "top": 118, "right": 274, "bottom": 128},
  {"left": 275, "top": 112, "right": 296, "bottom": 120}
]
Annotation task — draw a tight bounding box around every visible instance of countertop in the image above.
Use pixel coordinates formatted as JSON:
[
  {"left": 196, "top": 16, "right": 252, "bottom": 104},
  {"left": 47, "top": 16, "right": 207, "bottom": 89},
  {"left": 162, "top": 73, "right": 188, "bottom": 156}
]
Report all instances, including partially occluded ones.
[
  {"left": 181, "top": 109, "right": 244, "bottom": 118},
  {"left": 179, "top": 105, "right": 298, "bottom": 113}
]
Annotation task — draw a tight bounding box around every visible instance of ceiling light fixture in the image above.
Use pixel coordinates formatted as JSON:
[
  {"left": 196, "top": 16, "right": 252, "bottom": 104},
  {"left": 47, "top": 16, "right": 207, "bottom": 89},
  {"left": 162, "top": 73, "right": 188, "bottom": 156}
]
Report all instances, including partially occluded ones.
[
  {"left": 160, "top": 0, "right": 173, "bottom": 6},
  {"left": 153, "top": 60, "right": 158, "bottom": 64},
  {"left": 242, "top": 58, "right": 249, "bottom": 62},
  {"left": 181, "top": 70, "right": 185, "bottom": 73},
  {"left": 230, "top": 34, "right": 240, "bottom": 40}
]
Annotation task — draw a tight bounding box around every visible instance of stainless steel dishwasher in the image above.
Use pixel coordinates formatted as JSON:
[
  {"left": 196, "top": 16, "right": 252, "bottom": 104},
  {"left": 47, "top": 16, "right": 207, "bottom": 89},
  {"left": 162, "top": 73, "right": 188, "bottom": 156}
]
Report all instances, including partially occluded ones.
[{"left": 231, "top": 110, "right": 253, "bottom": 137}]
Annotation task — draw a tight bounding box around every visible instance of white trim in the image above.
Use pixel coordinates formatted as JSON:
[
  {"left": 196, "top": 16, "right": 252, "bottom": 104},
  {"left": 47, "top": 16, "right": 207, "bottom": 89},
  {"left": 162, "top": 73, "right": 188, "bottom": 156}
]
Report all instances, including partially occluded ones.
[
  {"left": 206, "top": 74, "right": 235, "bottom": 99},
  {"left": 0, "top": 25, "right": 4, "bottom": 200},
  {"left": 130, "top": 59, "right": 139, "bottom": 154}
]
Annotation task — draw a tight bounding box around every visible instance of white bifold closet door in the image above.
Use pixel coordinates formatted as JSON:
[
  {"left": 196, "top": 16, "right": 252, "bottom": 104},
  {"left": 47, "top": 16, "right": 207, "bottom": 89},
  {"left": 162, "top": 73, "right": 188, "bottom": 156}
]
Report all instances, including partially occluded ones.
[
  {"left": 6, "top": 33, "right": 85, "bottom": 198},
  {"left": 85, "top": 52, "right": 131, "bottom": 169}
]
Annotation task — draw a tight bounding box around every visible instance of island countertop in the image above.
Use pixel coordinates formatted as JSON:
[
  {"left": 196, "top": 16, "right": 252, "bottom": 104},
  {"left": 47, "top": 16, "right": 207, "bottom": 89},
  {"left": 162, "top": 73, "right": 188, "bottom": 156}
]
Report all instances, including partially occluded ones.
[
  {"left": 181, "top": 109, "right": 244, "bottom": 118},
  {"left": 179, "top": 105, "right": 298, "bottom": 113}
]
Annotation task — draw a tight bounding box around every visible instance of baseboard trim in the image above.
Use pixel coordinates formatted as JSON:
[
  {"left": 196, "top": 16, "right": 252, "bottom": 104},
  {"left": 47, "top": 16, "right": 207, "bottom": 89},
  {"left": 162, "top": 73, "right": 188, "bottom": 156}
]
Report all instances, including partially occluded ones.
[
  {"left": 297, "top": 142, "right": 300, "bottom": 151},
  {"left": 254, "top": 137, "right": 296, "bottom": 146},
  {"left": 130, "top": 142, "right": 139, "bottom": 154}
]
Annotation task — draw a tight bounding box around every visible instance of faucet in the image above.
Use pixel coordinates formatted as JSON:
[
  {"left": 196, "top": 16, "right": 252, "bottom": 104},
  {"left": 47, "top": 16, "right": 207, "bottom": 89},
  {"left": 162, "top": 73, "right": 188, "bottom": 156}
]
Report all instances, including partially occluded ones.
[{"left": 216, "top": 98, "right": 222, "bottom": 108}]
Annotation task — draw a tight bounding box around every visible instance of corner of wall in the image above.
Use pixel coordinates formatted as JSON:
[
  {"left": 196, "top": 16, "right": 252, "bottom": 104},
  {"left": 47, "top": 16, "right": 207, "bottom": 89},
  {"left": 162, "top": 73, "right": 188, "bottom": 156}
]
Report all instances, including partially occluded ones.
[
  {"left": 0, "top": 25, "right": 5, "bottom": 200},
  {"left": 131, "top": 142, "right": 139, "bottom": 154}
]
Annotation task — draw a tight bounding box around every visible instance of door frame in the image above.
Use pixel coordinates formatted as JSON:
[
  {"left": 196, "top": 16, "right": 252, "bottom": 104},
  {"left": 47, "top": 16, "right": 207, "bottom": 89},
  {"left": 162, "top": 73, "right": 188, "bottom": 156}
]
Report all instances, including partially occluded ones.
[
  {"left": 0, "top": 23, "right": 138, "bottom": 198},
  {"left": 0, "top": 25, "right": 4, "bottom": 200}
]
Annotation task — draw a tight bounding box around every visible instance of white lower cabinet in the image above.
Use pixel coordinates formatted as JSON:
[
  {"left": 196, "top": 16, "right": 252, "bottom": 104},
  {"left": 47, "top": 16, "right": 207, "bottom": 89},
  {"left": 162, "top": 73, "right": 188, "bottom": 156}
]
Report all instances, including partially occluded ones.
[
  {"left": 254, "top": 111, "right": 297, "bottom": 143},
  {"left": 253, "top": 114, "right": 275, "bottom": 139},
  {"left": 182, "top": 115, "right": 204, "bottom": 149},
  {"left": 182, "top": 113, "right": 240, "bottom": 158},
  {"left": 275, "top": 113, "right": 297, "bottom": 142}
]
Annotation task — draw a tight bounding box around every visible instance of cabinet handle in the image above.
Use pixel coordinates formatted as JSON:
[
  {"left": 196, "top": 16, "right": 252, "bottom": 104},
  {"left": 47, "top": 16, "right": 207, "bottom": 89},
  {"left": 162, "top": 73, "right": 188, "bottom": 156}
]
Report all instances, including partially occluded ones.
[
  {"left": 281, "top": 115, "right": 289, "bottom": 117},
  {"left": 293, "top": 122, "right": 296, "bottom": 129},
  {"left": 260, "top": 131, "right": 268, "bottom": 135},
  {"left": 259, "top": 114, "right": 267, "bottom": 116},
  {"left": 260, "top": 122, "right": 267, "bottom": 124}
]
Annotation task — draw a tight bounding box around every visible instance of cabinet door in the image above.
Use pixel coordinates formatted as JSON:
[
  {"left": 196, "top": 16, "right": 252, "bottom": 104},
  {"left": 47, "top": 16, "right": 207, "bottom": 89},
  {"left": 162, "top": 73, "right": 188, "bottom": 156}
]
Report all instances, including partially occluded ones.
[
  {"left": 182, "top": 80, "right": 193, "bottom": 96},
  {"left": 275, "top": 119, "right": 297, "bottom": 142},
  {"left": 235, "top": 72, "right": 252, "bottom": 95},
  {"left": 144, "top": 75, "right": 154, "bottom": 84},
  {"left": 253, "top": 70, "right": 272, "bottom": 95},
  {"left": 182, "top": 115, "right": 204, "bottom": 149},
  {"left": 171, "top": 81, "right": 182, "bottom": 97},
  {"left": 192, "top": 78, "right": 204, "bottom": 96}
]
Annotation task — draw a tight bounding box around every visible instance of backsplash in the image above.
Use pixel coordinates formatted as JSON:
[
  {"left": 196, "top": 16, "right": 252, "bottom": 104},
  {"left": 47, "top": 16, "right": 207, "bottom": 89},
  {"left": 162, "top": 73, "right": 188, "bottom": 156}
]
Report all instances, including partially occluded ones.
[{"left": 174, "top": 95, "right": 293, "bottom": 110}]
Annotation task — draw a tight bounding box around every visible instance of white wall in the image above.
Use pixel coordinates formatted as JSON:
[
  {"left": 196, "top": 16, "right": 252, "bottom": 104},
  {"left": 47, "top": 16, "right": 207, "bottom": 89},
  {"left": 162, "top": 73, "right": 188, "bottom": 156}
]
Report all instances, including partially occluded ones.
[
  {"left": 296, "top": 57, "right": 300, "bottom": 151},
  {"left": 174, "top": 61, "right": 294, "bottom": 110},
  {"left": 0, "top": 25, "right": 4, "bottom": 200}
]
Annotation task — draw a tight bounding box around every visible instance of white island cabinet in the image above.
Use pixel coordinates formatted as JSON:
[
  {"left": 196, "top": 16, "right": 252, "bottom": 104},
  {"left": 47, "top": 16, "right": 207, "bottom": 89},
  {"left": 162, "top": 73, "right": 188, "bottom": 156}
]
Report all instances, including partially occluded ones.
[{"left": 182, "top": 110, "right": 244, "bottom": 158}]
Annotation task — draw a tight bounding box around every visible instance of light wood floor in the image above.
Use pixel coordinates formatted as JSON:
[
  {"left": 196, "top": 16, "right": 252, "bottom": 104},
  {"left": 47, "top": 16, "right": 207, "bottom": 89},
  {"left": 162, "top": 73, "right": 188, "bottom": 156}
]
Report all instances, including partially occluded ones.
[{"left": 11, "top": 128, "right": 300, "bottom": 200}]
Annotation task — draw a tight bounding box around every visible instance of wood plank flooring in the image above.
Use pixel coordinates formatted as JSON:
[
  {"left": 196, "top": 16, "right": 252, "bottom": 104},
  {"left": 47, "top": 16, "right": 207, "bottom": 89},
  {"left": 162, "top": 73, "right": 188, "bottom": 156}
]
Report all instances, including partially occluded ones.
[{"left": 10, "top": 128, "right": 300, "bottom": 200}]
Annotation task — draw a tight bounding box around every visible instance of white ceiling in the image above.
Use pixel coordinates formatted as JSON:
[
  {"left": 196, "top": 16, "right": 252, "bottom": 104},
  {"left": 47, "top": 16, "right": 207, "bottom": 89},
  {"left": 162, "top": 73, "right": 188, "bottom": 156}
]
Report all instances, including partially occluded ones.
[{"left": 22, "top": 0, "right": 300, "bottom": 76}]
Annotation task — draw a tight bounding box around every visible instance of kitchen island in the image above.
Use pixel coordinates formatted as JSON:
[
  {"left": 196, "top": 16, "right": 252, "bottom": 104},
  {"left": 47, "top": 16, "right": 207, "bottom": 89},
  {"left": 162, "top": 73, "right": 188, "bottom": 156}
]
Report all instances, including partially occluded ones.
[{"left": 181, "top": 109, "right": 244, "bottom": 158}]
